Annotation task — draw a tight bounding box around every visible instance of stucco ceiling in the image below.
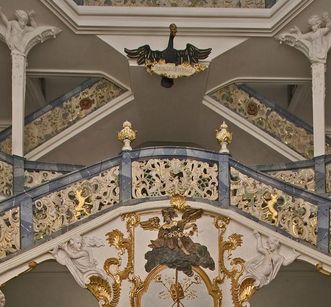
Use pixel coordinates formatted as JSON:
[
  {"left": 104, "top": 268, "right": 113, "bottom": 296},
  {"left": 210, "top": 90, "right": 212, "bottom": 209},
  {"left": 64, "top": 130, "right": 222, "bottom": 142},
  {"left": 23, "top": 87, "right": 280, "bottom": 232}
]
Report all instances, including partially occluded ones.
[{"left": 0, "top": 0, "right": 330, "bottom": 166}]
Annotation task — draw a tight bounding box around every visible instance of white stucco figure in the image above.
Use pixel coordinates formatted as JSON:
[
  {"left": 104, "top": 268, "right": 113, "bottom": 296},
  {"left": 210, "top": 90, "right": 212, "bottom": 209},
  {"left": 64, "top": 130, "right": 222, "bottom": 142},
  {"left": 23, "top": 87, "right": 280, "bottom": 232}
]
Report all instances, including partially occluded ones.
[
  {"left": 278, "top": 12, "right": 331, "bottom": 63},
  {"left": 51, "top": 236, "right": 106, "bottom": 288},
  {"left": 0, "top": 7, "right": 61, "bottom": 55},
  {"left": 242, "top": 231, "right": 299, "bottom": 288},
  {"left": 0, "top": 289, "right": 5, "bottom": 307}
]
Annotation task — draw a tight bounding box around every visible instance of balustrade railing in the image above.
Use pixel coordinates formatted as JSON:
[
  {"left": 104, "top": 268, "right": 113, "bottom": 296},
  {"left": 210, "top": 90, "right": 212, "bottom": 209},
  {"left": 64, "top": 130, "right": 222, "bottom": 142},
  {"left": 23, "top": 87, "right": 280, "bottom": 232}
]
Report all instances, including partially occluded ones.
[
  {"left": 0, "top": 152, "right": 13, "bottom": 200},
  {"left": 0, "top": 146, "right": 330, "bottom": 261},
  {"left": 207, "top": 84, "right": 331, "bottom": 159},
  {"left": 0, "top": 78, "right": 127, "bottom": 155},
  {"left": 326, "top": 156, "right": 331, "bottom": 193}
]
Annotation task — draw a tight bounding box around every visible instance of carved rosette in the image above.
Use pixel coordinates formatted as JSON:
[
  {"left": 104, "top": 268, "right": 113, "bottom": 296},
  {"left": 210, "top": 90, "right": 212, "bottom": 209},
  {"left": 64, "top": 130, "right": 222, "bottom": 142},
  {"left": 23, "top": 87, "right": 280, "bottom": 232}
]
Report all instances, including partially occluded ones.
[
  {"left": 0, "top": 207, "right": 20, "bottom": 258},
  {"left": 267, "top": 168, "right": 315, "bottom": 192},
  {"left": 132, "top": 158, "right": 218, "bottom": 200},
  {"left": 24, "top": 170, "right": 64, "bottom": 189},
  {"left": 209, "top": 85, "right": 315, "bottom": 158},
  {"left": 0, "top": 161, "right": 13, "bottom": 198},
  {"left": 231, "top": 168, "right": 317, "bottom": 244},
  {"left": 0, "top": 79, "right": 126, "bottom": 155},
  {"left": 33, "top": 166, "right": 119, "bottom": 240},
  {"left": 74, "top": 0, "right": 266, "bottom": 8}
]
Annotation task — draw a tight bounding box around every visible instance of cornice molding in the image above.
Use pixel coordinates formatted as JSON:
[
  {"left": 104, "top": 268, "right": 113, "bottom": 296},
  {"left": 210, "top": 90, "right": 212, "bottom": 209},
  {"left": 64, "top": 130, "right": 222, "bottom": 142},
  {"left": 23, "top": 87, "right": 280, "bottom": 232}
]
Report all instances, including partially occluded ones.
[{"left": 41, "top": 0, "right": 314, "bottom": 37}]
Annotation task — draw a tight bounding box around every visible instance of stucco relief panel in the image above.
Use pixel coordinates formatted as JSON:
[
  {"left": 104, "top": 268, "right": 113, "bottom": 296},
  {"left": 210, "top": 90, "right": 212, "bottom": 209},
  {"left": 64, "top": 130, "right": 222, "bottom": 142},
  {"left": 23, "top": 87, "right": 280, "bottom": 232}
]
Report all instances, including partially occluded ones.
[
  {"left": 0, "top": 79, "right": 126, "bottom": 155},
  {"left": 230, "top": 168, "right": 317, "bottom": 245},
  {"left": 0, "top": 207, "right": 20, "bottom": 258},
  {"left": 326, "top": 163, "right": 331, "bottom": 193},
  {"left": 210, "top": 85, "right": 316, "bottom": 159},
  {"left": 132, "top": 159, "right": 218, "bottom": 200},
  {"left": 0, "top": 161, "right": 13, "bottom": 199},
  {"left": 33, "top": 166, "right": 119, "bottom": 240},
  {"left": 50, "top": 200, "right": 300, "bottom": 307},
  {"left": 24, "top": 170, "right": 64, "bottom": 189},
  {"left": 267, "top": 168, "right": 315, "bottom": 192}
]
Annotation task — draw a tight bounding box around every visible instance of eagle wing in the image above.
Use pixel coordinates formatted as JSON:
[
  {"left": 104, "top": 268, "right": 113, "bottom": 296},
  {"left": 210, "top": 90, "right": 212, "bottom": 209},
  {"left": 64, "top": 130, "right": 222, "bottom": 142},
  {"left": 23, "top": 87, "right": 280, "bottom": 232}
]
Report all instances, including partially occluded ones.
[
  {"left": 124, "top": 45, "right": 163, "bottom": 65},
  {"left": 182, "top": 208, "right": 203, "bottom": 222},
  {"left": 176, "top": 43, "right": 212, "bottom": 64}
]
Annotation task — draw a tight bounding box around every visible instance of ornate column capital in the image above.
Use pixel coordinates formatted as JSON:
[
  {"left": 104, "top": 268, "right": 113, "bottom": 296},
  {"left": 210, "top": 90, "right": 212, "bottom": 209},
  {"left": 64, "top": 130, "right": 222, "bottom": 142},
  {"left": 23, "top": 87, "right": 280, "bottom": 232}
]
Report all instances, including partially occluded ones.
[
  {"left": 0, "top": 8, "right": 61, "bottom": 56},
  {"left": 277, "top": 12, "right": 331, "bottom": 64}
]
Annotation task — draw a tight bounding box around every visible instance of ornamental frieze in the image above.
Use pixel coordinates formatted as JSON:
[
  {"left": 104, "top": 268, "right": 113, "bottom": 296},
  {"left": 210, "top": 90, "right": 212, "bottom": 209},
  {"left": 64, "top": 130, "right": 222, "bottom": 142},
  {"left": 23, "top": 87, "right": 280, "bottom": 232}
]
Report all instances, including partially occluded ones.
[
  {"left": 267, "top": 168, "right": 315, "bottom": 192},
  {"left": 132, "top": 159, "right": 218, "bottom": 200},
  {"left": 24, "top": 170, "right": 64, "bottom": 189},
  {"left": 73, "top": 0, "right": 267, "bottom": 8},
  {"left": 0, "top": 208, "right": 20, "bottom": 258},
  {"left": 0, "top": 161, "right": 13, "bottom": 199},
  {"left": 230, "top": 168, "right": 317, "bottom": 245},
  {"left": 209, "top": 85, "right": 318, "bottom": 159},
  {"left": 33, "top": 166, "right": 119, "bottom": 240},
  {"left": 0, "top": 79, "right": 126, "bottom": 155}
]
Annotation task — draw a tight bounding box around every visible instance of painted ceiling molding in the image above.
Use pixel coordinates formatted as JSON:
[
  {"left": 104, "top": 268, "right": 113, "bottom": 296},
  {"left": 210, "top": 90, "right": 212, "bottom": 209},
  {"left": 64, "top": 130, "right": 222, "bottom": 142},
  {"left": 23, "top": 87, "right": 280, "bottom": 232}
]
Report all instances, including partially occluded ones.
[
  {"left": 41, "top": 0, "right": 313, "bottom": 36},
  {"left": 72, "top": 0, "right": 275, "bottom": 9}
]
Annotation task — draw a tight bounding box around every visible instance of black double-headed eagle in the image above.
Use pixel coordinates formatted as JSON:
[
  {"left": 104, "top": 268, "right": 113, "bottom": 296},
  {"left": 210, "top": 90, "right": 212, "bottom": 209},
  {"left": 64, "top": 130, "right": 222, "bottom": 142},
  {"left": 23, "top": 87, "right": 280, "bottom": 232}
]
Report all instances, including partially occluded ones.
[{"left": 124, "top": 24, "right": 212, "bottom": 88}]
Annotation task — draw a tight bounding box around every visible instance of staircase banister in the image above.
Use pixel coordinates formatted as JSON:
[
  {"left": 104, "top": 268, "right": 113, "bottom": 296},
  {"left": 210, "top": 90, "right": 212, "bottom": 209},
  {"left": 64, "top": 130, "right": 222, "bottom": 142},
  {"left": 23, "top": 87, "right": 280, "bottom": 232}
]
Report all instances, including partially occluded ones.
[
  {"left": 230, "top": 157, "right": 330, "bottom": 206},
  {"left": 254, "top": 158, "right": 315, "bottom": 172},
  {"left": 0, "top": 155, "right": 121, "bottom": 213},
  {"left": 128, "top": 146, "right": 221, "bottom": 162}
]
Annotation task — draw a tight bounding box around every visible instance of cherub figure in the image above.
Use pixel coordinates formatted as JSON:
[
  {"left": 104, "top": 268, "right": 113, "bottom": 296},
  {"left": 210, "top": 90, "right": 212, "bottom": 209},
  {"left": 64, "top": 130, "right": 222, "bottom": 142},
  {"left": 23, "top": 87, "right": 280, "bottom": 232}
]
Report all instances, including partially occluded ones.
[
  {"left": 0, "top": 8, "right": 36, "bottom": 53},
  {"left": 280, "top": 12, "right": 331, "bottom": 63},
  {"left": 243, "top": 231, "right": 299, "bottom": 288},
  {"left": 0, "top": 7, "right": 60, "bottom": 56},
  {"left": 51, "top": 236, "right": 106, "bottom": 287}
]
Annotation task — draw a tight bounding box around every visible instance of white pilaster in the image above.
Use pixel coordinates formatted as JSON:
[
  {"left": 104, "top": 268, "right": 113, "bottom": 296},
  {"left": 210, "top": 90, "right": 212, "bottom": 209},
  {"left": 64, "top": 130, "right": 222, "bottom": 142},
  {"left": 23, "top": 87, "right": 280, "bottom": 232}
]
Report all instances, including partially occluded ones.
[
  {"left": 311, "top": 62, "right": 326, "bottom": 156},
  {"left": 277, "top": 12, "right": 331, "bottom": 157},
  {"left": 11, "top": 52, "right": 27, "bottom": 156},
  {"left": 0, "top": 8, "right": 61, "bottom": 157}
]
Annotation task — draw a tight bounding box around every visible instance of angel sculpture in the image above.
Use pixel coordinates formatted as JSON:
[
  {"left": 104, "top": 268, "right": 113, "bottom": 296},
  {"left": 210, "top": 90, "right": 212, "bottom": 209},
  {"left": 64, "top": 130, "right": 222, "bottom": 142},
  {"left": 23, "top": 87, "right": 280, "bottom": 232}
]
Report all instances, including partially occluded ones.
[
  {"left": 243, "top": 231, "right": 299, "bottom": 288},
  {"left": 124, "top": 24, "right": 212, "bottom": 88},
  {"left": 144, "top": 206, "right": 215, "bottom": 276},
  {"left": 51, "top": 236, "right": 106, "bottom": 288},
  {"left": 0, "top": 7, "right": 60, "bottom": 56},
  {"left": 278, "top": 12, "right": 331, "bottom": 63}
]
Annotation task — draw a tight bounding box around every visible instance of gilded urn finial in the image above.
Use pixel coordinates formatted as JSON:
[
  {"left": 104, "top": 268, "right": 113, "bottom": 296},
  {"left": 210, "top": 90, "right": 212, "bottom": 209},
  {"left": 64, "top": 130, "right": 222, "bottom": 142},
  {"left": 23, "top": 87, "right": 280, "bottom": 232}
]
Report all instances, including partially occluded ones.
[
  {"left": 216, "top": 121, "right": 232, "bottom": 153},
  {"left": 117, "top": 121, "right": 137, "bottom": 151}
]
